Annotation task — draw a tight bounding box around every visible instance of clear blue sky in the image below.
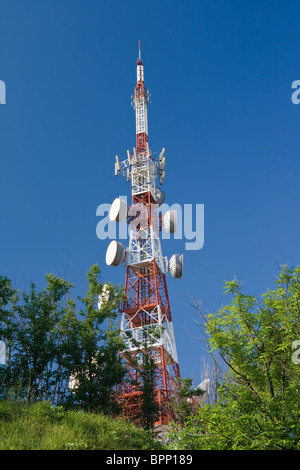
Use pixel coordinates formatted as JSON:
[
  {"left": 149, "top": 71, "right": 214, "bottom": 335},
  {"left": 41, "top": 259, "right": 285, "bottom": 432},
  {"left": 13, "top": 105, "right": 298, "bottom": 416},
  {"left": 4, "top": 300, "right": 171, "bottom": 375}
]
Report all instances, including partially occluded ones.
[{"left": 1, "top": 0, "right": 300, "bottom": 384}]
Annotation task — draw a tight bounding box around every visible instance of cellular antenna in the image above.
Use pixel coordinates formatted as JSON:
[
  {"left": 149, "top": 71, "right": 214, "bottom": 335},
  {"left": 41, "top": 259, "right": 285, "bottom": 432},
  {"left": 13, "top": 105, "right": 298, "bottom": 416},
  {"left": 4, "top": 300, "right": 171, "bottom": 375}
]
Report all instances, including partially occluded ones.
[{"left": 106, "top": 46, "right": 183, "bottom": 427}]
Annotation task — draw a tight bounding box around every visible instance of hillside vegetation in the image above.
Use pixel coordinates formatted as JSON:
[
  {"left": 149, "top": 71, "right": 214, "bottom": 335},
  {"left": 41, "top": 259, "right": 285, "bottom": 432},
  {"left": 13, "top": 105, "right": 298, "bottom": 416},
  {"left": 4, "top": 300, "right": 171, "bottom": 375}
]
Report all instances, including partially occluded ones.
[{"left": 0, "top": 401, "right": 165, "bottom": 450}]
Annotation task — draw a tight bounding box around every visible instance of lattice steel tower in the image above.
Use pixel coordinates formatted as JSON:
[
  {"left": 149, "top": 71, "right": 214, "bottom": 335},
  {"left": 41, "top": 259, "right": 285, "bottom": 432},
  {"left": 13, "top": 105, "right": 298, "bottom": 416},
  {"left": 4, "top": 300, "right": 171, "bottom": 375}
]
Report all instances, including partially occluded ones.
[{"left": 105, "top": 43, "right": 183, "bottom": 425}]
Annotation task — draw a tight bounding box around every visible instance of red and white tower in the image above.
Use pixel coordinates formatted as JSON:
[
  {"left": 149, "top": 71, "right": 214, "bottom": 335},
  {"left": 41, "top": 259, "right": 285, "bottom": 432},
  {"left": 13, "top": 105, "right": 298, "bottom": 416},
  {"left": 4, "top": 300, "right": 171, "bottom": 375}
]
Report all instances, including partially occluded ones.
[{"left": 105, "top": 43, "right": 183, "bottom": 426}]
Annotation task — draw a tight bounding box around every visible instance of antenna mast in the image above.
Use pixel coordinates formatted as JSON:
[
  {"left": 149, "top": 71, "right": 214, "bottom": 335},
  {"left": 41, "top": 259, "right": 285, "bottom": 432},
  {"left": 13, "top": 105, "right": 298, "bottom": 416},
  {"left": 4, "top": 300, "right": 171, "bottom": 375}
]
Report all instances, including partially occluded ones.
[{"left": 105, "top": 43, "right": 182, "bottom": 426}]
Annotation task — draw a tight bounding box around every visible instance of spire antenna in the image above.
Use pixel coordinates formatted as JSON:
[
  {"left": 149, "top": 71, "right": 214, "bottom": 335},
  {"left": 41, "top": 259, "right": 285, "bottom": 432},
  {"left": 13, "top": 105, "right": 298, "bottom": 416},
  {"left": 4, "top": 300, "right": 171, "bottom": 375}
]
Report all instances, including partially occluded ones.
[{"left": 106, "top": 45, "right": 182, "bottom": 427}]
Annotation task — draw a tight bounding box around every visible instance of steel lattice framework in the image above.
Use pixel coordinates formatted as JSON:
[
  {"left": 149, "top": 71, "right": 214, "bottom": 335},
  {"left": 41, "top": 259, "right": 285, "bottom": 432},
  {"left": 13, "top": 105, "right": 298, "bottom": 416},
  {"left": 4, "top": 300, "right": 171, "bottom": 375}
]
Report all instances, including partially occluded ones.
[{"left": 109, "top": 43, "right": 181, "bottom": 426}]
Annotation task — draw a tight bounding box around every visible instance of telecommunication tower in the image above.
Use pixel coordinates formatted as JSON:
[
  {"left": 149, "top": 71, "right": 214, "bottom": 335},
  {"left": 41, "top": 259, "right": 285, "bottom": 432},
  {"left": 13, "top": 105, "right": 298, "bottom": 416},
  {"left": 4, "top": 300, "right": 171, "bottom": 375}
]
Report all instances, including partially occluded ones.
[{"left": 105, "top": 43, "right": 183, "bottom": 426}]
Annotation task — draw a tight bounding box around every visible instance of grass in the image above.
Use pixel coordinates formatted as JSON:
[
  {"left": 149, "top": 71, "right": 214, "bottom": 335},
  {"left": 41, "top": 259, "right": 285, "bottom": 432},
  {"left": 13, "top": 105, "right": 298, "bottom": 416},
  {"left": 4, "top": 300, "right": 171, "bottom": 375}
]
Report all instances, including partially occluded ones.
[{"left": 0, "top": 400, "right": 165, "bottom": 450}]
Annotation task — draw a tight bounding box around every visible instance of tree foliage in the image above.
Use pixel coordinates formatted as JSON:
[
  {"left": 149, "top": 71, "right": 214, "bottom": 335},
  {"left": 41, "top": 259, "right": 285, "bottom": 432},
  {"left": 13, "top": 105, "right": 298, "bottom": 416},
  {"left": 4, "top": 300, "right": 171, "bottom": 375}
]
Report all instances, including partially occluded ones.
[
  {"left": 169, "top": 377, "right": 204, "bottom": 426},
  {"left": 170, "top": 265, "right": 300, "bottom": 450},
  {"left": 123, "top": 326, "right": 160, "bottom": 431},
  {"left": 139, "top": 351, "right": 160, "bottom": 431},
  {"left": 0, "top": 265, "right": 126, "bottom": 413}
]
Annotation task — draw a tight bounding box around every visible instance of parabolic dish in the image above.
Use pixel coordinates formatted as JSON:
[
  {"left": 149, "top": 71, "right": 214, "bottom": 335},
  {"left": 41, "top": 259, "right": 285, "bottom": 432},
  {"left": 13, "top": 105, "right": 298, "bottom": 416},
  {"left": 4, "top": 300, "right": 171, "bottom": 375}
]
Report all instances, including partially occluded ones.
[
  {"left": 169, "top": 254, "right": 183, "bottom": 279},
  {"left": 109, "top": 197, "right": 127, "bottom": 223},
  {"left": 155, "top": 188, "right": 165, "bottom": 206},
  {"left": 164, "top": 210, "right": 177, "bottom": 233},
  {"left": 105, "top": 240, "right": 125, "bottom": 266}
]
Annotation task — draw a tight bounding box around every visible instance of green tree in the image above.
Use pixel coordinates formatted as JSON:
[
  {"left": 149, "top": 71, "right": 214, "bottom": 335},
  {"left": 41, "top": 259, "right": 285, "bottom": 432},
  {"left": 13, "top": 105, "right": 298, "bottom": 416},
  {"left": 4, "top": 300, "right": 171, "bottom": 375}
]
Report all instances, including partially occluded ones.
[
  {"left": 0, "top": 265, "right": 126, "bottom": 413},
  {"left": 0, "top": 274, "right": 72, "bottom": 402},
  {"left": 169, "top": 377, "right": 204, "bottom": 426},
  {"left": 64, "top": 264, "right": 126, "bottom": 413},
  {"left": 139, "top": 348, "right": 159, "bottom": 431},
  {"left": 122, "top": 326, "right": 160, "bottom": 431},
  {"left": 0, "top": 275, "right": 19, "bottom": 398},
  {"left": 170, "top": 265, "right": 300, "bottom": 450}
]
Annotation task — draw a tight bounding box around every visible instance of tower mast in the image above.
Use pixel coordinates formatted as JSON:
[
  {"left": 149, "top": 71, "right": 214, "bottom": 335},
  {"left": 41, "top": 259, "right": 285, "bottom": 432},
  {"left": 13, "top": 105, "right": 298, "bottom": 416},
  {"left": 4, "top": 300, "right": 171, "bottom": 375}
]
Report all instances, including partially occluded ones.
[{"left": 105, "top": 43, "right": 183, "bottom": 426}]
